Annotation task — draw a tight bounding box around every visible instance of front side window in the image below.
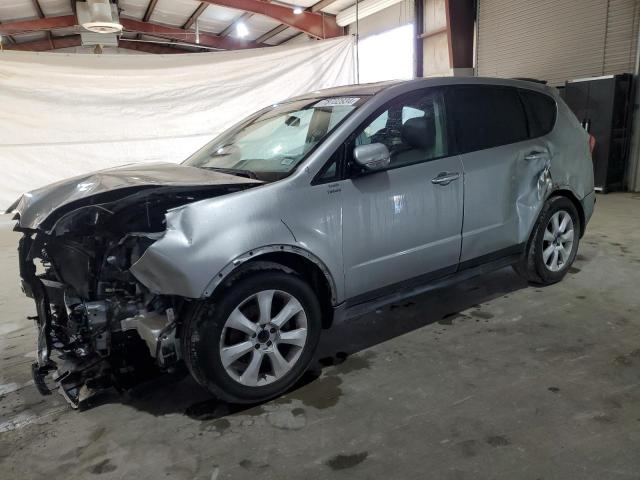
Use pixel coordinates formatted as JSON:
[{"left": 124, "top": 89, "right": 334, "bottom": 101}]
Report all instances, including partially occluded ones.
[
  {"left": 447, "top": 86, "right": 528, "bottom": 154},
  {"left": 183, "top": 97, "right": 366, "bottom": 181},
  {"left": 354, "top": 90, "right": 449, "bottom": 169}
]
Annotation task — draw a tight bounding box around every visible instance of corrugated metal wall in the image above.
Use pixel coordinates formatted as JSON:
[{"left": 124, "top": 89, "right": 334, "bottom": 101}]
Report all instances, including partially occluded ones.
[
  {"left": 347, "top": 0, "right": 414, "bottom": 38},
  {"left": 604, "top": 0, "right": 640, "bottom": 74},
  {"left": 476, "top": 0, "right": 640, "bottom": 86}
]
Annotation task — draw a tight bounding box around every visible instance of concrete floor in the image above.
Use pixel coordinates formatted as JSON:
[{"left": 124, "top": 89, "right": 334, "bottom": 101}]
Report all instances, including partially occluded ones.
[{"left": 1, "top": 193, "right": 639, "bottom": 480}]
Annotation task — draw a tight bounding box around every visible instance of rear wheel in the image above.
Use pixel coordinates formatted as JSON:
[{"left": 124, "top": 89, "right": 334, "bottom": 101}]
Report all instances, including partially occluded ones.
[
  {"left": 182, "top": 269, "right": 322, "bottom": 404},
  {"left": 514, "top": 196, "right": 580, "bottom": 285}
]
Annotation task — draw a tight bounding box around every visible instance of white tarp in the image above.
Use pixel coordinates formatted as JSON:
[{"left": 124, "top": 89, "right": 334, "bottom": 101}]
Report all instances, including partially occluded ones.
[{"left": 0, "top": 37, "right": 356, "bottom": 211}]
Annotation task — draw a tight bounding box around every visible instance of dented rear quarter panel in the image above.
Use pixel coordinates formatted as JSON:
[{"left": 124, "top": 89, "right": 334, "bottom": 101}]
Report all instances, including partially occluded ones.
[{"left": 547, "top": 89, "right": 594, "bottom": 199}]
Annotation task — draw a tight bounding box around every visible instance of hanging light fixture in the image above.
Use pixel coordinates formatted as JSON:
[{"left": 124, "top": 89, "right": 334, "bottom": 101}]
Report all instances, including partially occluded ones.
[{"left": 81, "top": 0, "right": 123, "bottom": 34}]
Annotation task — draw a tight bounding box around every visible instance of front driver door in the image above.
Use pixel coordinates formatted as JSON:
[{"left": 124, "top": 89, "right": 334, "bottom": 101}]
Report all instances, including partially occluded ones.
[{"left": 341, "top": 89, "right": 464, "bottom": 302}]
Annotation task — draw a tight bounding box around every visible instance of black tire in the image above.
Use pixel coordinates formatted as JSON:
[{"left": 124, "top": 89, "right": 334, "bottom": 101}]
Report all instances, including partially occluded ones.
[
  {"left": 181, "top": 268, "right": 322, "bottom": 404},
  {"left": 514, "top": 195, "right": 581, "bottom": 285}
]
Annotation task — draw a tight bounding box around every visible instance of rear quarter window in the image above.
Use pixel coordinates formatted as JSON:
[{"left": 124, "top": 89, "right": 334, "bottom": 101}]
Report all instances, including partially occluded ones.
[
  {"left": 447, "top": 85, "right": 528, "bottom": 154},
  {"left": 518, "top": 89, "right": 557, "bottom": 138}
]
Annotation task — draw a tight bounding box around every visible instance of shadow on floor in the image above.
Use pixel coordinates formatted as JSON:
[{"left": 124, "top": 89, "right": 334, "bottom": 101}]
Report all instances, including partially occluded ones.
[{"left": 84, "top": 266, "right": 531, "bottom": 418}]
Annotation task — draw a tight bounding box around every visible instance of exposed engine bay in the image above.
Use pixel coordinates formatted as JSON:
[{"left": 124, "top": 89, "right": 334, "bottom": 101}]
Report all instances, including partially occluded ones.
[{"left": 14, "top": 182, "right": 256, "bottom": 408}]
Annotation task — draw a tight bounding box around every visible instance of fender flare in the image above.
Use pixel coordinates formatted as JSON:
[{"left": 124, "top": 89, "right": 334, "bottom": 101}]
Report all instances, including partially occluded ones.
[
  {"left": 523, "top": 184, "right": 586, "bottom": 245},
  {"left": 202, "top": 244, "right": 339, "bottom": 304}
]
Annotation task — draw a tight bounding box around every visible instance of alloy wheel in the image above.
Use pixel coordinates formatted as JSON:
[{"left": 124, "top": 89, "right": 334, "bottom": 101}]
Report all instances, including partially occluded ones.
[
  {"left": 219, "top": 289, "right": 308, "bottom": 387},
  {"left": 542, "top": 210, "right": 574, "bottom": 272}
]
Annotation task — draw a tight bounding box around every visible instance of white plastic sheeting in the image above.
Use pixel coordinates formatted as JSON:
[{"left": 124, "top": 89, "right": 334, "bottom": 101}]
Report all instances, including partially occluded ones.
[{"left": 0, "top": 37, "right": 356, "bottom": 211}]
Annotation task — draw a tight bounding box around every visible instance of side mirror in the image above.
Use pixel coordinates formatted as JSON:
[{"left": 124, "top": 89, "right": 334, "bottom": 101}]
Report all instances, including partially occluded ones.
[{"left": 353, "top": 143, "right": 390, "bottom": 172}]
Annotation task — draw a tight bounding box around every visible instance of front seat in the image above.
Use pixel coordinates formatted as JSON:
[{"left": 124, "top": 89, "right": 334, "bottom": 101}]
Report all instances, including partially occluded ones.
[{"left": 393, "top": 115, "right": 437, "bottom": 167}]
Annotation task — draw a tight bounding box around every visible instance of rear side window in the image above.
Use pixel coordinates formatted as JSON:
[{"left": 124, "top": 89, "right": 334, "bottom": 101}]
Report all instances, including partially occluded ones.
[
  {"left": 447, "top": 86, "right": 528, "bottom": 153},
  {"left": 519, "top": 89, "right": 557, "bottom": 138}
]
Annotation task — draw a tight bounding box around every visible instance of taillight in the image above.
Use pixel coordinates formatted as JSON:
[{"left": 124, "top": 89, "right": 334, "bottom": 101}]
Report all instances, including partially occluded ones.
[{"left": 588, "top": 134, "right": 596, "bottom": 154}]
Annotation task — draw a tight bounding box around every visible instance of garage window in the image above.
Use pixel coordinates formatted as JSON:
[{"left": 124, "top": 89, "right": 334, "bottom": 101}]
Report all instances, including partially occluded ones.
[
  {"left": 358, "top": 24, "right": 415, "bottom": 83},
  {"left": 519, "top": 89, "right": 557, "bottom": 138},
  {"left": 447, "top": 86, "right": 529, "bottom": 154}
]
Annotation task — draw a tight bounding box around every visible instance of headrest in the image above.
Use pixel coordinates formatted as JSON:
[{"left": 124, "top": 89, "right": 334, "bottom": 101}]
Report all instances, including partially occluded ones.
[{"left": 401, "top": 116, "right": 436, "bottom": 150}]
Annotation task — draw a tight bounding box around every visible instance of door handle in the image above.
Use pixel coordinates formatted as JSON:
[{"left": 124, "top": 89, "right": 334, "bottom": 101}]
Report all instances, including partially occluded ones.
[
  {"left": 525, "top": 151, "right": 549, "bottom": 161},
  {"left": 431, "top": 172, "right": 460, "bottom": 186}
]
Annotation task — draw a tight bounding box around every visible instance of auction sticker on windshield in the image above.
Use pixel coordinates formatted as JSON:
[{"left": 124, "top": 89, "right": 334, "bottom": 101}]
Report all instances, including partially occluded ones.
[{"left": 314, "top": 97, "right": 360, "bottom": 107}]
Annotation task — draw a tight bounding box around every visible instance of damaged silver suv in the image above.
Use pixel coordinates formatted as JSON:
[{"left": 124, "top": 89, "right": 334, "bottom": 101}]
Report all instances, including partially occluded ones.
[{"left": 9, "top": 78, "right": 595, "bottom": 407}]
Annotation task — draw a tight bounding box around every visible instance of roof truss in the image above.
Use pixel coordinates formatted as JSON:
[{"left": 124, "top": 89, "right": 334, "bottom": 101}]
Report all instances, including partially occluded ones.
[
  {"left": 121, "top": 17, "right": 264, "bottom": 49},
  {"left": 0, "top": 15, "right": 265, "bottom": 50},
  {"left": 183, "top": 2, "right": 209, "bottom": 29},
  {"left": 143, "top": 0, "right": 160, "bottom": 22},
  {"left": 5, "top": 34, "right": 190, "bottom": 54},
  {"left": 197, "top": 0, "right": 341, "bottom": 38},
  {"left": 0, "top": 0, "right": 343, "bottom": 53},
  {"left": 310, "top": 0, "right": 340, "bottom": 13}
]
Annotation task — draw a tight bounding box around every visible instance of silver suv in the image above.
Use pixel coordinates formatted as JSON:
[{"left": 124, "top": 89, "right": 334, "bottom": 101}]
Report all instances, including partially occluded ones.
[{"left": 10, "top": 78, "right": 595, "bottom": 407}]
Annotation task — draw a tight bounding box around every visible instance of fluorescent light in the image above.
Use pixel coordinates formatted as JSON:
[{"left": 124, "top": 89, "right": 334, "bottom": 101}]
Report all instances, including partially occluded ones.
[
  {"left": 236, "top": 21, "right": 249, "bottom": 38},
  {"left": 293, "top": 6, "right": 303, "bottom": 14}
]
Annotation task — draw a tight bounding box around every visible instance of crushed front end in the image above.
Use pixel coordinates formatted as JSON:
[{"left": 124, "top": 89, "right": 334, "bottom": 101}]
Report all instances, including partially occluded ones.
[{"left": 12, "top": 179, "right": 257, "bottom": 408}]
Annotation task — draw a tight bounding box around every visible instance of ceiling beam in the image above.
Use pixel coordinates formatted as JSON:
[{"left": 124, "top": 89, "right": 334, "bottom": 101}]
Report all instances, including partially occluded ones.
[
  {"left": 183, "top": 2, "right": 208, "bottom": 29},
  {"left": 218, "top": 12, "right": 252, "bottom": 37},
  {"left": 0, "top": 15, "right": 77, "bottom": 36},
  {"left": 0, "top": 16, "right": 268, "bottom": 50},
  {"left": 118, "top": 39, "right": 187, "bottom": 54},
  {"left": 4, "top": 35, "right": 82, "bottom": 51},
  {"left": 31, "top": 0, "right": 55, "bottom": 50},
  {"left": 254, "top": 23, "right": 287, "bottom": 43},
  {"left": 197, "top": 0, "right": 342, "bottom": 38},
  {"left": 3, "top": 34, "right": 191, "bottom": 54},
  {"left": 278, "top": 31, "right": 303, "bottom": 45},
  {"left": 0, "top": 21, "right": 17, "bottom": 44},
  {"left": 310, "top": 0, "right": 339, "bottom": 13},
  {"left": 143, "top": 0, "right": 160, "bottom": 22},
  {"left": 120, "top": 18, "right": 265, "bottom": 49},
  {"left": 31, "top": 0, "right": 46, "bottom": 18}
]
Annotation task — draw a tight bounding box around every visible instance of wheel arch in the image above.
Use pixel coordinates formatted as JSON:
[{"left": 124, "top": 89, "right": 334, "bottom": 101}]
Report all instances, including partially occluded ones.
[
  {"left": 204, "top": 246, "right": 338, "bottom": 329},
  {"left": 549, "top": 187, "right": 586, "bottom": 237}
]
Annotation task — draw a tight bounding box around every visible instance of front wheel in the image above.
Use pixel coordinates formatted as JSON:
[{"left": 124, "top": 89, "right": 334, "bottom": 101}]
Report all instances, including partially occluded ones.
[
  {"left": 182, "top": 269, "right": 322, "bottom": 404},
  {"left": 514, "top": 196, "right": 581, "bottom": 285}
]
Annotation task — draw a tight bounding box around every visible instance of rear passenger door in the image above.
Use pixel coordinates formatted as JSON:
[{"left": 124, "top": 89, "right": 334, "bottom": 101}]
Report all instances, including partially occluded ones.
[{"left": 446, "top": 85, "right": 555, "bottom": 265}]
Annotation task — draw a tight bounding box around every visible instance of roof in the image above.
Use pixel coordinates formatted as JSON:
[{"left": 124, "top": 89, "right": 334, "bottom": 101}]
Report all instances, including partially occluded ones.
[
  {"left": 0, "top": 0, "right": 358, "bottom": 54},
  {"left": 289, "top": 80, "right": 405, "bottom": 100},
  {"left": 288, "top": 77, "right": 555, "bottom": 102}
]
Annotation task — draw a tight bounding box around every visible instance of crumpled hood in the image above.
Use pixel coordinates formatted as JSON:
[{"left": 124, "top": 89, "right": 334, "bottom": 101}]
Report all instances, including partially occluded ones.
[{"left": 7, "top": 162, "right": 261, "bottom": 230}]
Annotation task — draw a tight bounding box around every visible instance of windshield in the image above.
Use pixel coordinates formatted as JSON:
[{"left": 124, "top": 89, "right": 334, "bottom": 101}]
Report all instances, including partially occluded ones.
[{"left": 183, "top": 96, "right": 366, "bottom": 180}]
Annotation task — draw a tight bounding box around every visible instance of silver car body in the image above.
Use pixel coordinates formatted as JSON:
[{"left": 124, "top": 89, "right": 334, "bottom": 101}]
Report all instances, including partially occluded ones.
[
  {"left": 11, "top": 77, "right": 595, "bottom": 305},
  {"left": 128, "top": 77, "right": 595, "bottom": 306},
  {"left": 10, "top": 77, "right": 594, "bottom": 404}
]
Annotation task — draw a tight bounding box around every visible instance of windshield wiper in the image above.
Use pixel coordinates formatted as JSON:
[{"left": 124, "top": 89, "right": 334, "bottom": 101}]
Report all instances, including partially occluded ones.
[{"left": 199, "top": 167, "right": 258, "bottom": 180}]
